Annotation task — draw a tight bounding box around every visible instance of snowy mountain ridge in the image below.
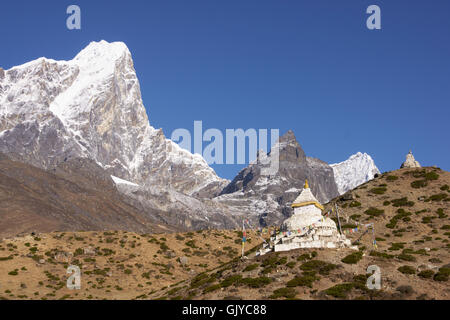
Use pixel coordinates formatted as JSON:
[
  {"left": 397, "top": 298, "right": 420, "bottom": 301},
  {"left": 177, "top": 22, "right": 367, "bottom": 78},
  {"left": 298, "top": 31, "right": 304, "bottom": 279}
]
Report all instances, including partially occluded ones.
[
  {"left": 330, "top": 152, "right": 380, "bottom": 195},
  {"left": 0, "top": 40, "right": 228, "bottom": 197},
  {"left": 0, "top": 41, "right": 381, "bottom": 231}
]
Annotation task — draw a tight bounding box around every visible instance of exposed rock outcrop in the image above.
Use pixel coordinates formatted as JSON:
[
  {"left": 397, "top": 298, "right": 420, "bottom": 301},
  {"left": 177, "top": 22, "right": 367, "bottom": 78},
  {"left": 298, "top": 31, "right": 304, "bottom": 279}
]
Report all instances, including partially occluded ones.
[{"left": 216, "top": 130, "right": 340, "bottom": 226}]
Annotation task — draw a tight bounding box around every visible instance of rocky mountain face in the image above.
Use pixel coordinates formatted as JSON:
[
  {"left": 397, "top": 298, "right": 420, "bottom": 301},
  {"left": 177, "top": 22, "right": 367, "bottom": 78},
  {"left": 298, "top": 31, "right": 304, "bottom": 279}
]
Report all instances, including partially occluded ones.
[
  {"left": 112, "top": 176, "right": 241, "bottom": 230},
  {"left": 0, "top": 41, "right": 381, "bottom": 235},
  {"left": 216, "top": 130, "right": 340, "bottom": 226},
  {"left": 330, "top": 152, "right": 380, "bottom": 195},
  {"left": 0, "top": 41, "right": 228, "bottom": 197},
  {"left": 0, "top": 41, "right": 240, "bottom": 234}
]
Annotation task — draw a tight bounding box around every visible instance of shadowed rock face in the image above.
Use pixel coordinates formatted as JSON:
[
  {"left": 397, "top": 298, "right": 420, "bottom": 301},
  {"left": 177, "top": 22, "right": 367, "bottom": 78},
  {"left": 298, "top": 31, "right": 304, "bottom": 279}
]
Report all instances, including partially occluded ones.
[
  {"left": 216, "top": 130, "right": 339, "bottom": 226},
  {"left": 0, "top": 154, "right": 178, "bottom": 238},
  {"left": 0, "top": 152, "right": 244, "bottom": 238}
]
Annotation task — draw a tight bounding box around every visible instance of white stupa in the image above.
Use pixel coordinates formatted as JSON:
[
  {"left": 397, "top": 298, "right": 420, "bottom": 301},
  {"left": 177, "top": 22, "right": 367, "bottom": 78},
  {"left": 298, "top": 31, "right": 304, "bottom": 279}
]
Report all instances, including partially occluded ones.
[
  {"left": 401, "top": 150, "right": 421, "bottom": 168},
  {"left": 258, "top": 180, "right": 353, "bottom": 255}
]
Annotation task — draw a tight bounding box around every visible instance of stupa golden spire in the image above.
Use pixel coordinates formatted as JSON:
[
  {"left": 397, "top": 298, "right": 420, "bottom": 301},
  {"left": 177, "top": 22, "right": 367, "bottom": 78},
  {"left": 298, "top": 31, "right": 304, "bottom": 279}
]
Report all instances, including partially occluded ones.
[{"left": 291, "top": 179, "right": 324, "bottom": 210}]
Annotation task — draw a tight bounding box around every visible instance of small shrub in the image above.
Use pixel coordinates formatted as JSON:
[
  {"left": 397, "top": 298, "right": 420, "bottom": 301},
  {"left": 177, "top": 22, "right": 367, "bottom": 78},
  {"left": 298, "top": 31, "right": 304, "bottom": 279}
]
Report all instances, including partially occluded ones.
[
  {"left": 386, "top": 175, "right": 398, "bottom": 181},
  {"left": 243, "top": 264, "right": 258, "bottom": 272},
  {"left": 175, "top": 234, "right": 185, "bottom": 241},
  {"left": 300, "top": 260, "right": 338, "bottom": 275},
  {"left": 396, "top": 285, "right": 414, "bottom": 296},
  {"left": 436, "top": 208, "right": 447, "bottom": 219},
  {"left": 203, "top": 284, "right": 221, "bottom": 293},
  {"left": 424, "top": 171, "right": 439, "bottom": 181},
  {"left": 324, "top": 283, "right": 354, "bottom": 299},
  {"left": 386, "top": 209, "right": 412, "bottom": 229},
  {"left": 397, "top": 253, "right": 416, "bottom": 262},
  {"left": 286, "top": 274, "right": 319, "bottom": 288},
  {"left": 0, "top": 255, "right": 13, "bottom": 261},
  {"left": 8, "top": 270, "right": 19, "bottom": 276},
  {"left": 349, "top": 201, "right": 361, "bottom": 208},
  {"left": 421, "top": 216, "right": 434, "bottom": 224},
  {"left": 397, "top": 265, "right": 415, "bottom": 274},
  {"left": 185, "top": 240, "right": 197, "bottom": 248},
  {"left": 341, "top": 252, "right": 363, "bottom": 265},
  {"left": 429, "top": 193, "right": 448, "bottom": 202},
  {"left": 411, "top": 180, "right": 427, "bottom": 189},
  {"left": 286, "top": 261, "right": 296, "bottom": 269},
  {"left": 433, "top": 272, "right": 449, "bottom": 282},
  {"left": 241, "top": 277, "right": 272, "bottom": 288},
  {"left": 370, "top": 187, "right": 387, "bottom": 195},
  {"left": 388, "top": 243, "right": 404, "bottom": 251},
  {"left": 269, "top": 287, "right": 296, "bottom": 299},
  {"left": 261, "top": 254, "right": 286, "bottom": 269},
  {"left": 190, "top": 273, "right": 212, "bottom": 288},
  {"left": 296, "top": 253, "right": 312, "bottom": 262},
  {"left": 418, "top": 270, "right": 434, "bottom": 279},
  {"left": 364, "top": 208, "right": 384, "bottom": 217},
  {"left": 220, "top": 275, "right": 242, "bottom": 288},
  {"left": 391, "top": 197, "right": 414, "bottom": 207}
]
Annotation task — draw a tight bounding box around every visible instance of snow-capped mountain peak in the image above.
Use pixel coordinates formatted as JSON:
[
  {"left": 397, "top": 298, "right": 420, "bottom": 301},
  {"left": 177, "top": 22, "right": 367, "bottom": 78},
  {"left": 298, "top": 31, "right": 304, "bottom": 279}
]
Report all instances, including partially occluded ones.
[
  {"left": 74, "top": 40, "right": 130, "bottom": 62},
  {"left": 0, "top": 40, "right": 227, "bottom": 196},
  {"left": 330, "top": 152, "right": 380, "bottom": 195}
]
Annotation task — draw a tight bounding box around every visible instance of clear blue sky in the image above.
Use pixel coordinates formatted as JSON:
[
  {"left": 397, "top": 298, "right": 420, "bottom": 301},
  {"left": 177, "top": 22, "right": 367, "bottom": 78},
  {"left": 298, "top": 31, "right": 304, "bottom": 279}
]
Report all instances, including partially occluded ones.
[{"left": 1, "top": 0, "right": 449, "bottom": 179}]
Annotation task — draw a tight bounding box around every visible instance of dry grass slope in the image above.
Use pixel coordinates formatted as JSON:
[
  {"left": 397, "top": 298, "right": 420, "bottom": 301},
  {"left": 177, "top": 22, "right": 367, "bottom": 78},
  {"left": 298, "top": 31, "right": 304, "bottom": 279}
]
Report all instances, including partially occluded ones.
[{"left": 1, "top": 167, "right": 448, "bottom": 300}]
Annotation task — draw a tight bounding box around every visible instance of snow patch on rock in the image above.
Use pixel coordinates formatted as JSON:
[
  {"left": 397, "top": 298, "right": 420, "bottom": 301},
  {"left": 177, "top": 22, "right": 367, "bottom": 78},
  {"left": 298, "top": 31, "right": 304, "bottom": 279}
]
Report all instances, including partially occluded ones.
[{"left": 111, "top": 175, "right": 139, "bottom": 187}]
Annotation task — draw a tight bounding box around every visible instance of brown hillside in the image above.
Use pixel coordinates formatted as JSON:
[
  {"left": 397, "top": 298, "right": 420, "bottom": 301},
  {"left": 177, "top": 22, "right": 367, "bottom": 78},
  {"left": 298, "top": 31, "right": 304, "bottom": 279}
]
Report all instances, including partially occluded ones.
[
  {"left": 151, "top": 167, "right": 449, "bottom": 300},
  {"left": 0, "top": 229, "right": 259, "bottom": 300},
  {"left": 0, "top": 167, "right": 448, "bottom": 300},
  {"left": 0, "top": 155, "right": 175, "bottom": 238}
]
